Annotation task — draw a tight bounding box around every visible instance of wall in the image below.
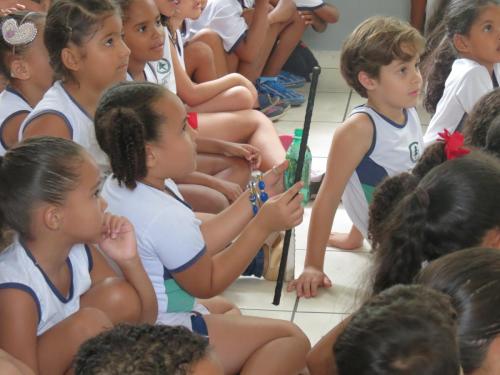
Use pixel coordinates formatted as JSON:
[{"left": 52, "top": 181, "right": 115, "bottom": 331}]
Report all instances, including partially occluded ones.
[{"left": 302, "top": 0, "right": 411, "bottom": 50}]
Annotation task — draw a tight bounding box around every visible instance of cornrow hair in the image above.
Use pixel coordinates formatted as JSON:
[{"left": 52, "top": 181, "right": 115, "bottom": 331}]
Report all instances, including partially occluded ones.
[{"left": 95, "top": 81, "right": 167, "bottom": 189}]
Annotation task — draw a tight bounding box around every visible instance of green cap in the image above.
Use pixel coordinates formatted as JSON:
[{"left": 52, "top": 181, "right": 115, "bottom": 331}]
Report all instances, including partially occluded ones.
[{"left": 294, "top": 128, "right": 303, "bottom": 138}]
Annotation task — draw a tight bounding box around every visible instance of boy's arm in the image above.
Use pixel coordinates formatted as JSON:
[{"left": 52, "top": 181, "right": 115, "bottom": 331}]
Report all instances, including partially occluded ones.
[
  {"left": 234, "top": 0, "right": 270, "bottom": 62},
  {"left": 288, "top": 114, "right": 373, "bottom": 298}
]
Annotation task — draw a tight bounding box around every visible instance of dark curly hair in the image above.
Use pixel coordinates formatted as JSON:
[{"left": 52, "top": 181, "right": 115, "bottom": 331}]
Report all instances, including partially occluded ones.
[
  {"left": 424, "top": 0, "right": 499, "bottom": 113},
  {"left": 416, "top": 248, "right": 500, "bottom": 374},
  {"left": 340, "top": 16, "right": 424, "bottom": 98},
  {"left": 462, "top": 88, "right": 500, "bottom": 147},
  {"left": 370, "top": 151, "right": 500, "bottom": 295},
  {"left": 74, "top": 324, "right": 210, "bottom": 375},
  {"left": 368, "top": 142, "right": 447, "bottom": 250},
  {"left": 0, "top": 137, "right": 83, "bottom": 242},
  {"left": 95, "top": 81, "right": 168, "bottom": 189},
  {"left": 335, "top": 284, "right": 460, "bottom": 375},
  {"left": 44, "top": 0, "right": 119, "bottom": 82}
]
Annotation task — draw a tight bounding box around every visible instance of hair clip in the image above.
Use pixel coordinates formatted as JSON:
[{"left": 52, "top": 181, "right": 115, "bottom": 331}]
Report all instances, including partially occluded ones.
[
  {"left": 438, "top": 129, "right": 470, "bottom": 160},
  {"left": 1, "top": 18, "right": 37, "bottom": 48}
]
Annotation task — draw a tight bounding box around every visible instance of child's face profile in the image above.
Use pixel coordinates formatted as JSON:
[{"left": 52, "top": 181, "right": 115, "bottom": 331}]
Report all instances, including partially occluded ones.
[
  {"left": 455, "top": 4, "right": 500, "bottom": 70},
  {"left": 148, "top": 92, "right": 197, "bottom": 179},
  {"left": 365, "top": 47, "right": 422, "bottom": 110},
  {"left": 123, "top": 0, "right": 166, "bottom": 64},
  {"left": 67, "top": 14, "right": 130, "bottom": 89},
  {"left": 56, "top": 152, "right": 107, "bottom": 244}
]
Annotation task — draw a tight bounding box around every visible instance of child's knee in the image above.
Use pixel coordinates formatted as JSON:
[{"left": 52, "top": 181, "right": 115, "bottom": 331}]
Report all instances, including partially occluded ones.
[
  {"left": 188, "top": 41, "right": 213, "bottom": 64},
  {"left": 229, "top": 86, "right": 255, "bottom": 109},
  {"left": 70, "top": 307, "right": 112, "bottom": 343},
  {"left": 104, "top": 279, "right": 142, "bottom": 323}
]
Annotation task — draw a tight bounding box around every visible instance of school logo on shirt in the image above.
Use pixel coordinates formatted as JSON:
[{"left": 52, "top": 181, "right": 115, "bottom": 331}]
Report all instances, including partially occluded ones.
[
  {"left": 409, "top": 141, "right": 420, "bottom": 163},
  {"left": 157, "top": 58, "right": 171, "bottom": 75}
]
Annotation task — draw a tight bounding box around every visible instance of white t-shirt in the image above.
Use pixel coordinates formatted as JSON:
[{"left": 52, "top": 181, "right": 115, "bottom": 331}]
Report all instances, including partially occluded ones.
[
  {"left": 0, "top": 241, "right": 92, "bottom": 336},
  {"left": 424, "top": 58, "right": 500, "bottom": 147},
  {"left": 342, "top": 105, "right": 423, "bottom": 238},
  {"left": 101, "top": 176, "right": 208, "bottom": 330},
  {"left": 184, "top": 0, "right": 248, "bottom": 53},
  {"left": 19, "top": 81, "right": 109, "bottom": 173},
  {"left": 0, "top": 86, "right": 32, "bottom": 156}
]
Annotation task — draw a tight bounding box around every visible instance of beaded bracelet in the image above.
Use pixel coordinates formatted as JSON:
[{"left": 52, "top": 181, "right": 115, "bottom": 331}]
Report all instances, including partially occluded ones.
[{"left": 248, "top": 172, "right": 268, "bottom": 215}]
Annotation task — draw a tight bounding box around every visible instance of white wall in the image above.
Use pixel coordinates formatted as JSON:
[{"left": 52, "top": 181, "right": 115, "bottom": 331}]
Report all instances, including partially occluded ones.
[{"left": 303, "top": 0, "right": 411, "bottom": 50}]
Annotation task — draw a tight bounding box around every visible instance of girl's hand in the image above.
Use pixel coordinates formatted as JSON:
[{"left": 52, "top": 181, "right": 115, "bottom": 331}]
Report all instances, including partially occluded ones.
[
  {"left": 262, "top": 160, "right": 288, "bottom": 197},
  {"left": 256, "top": 181, "right": 304, "bottom": 233},
  {"left": 214, "top": 179, "right": 244, "bottom": 202},
  {"left": 223, "top": 142, "right": 262, "bottom": 170},
  {"left": 98, "top": 213, "right": 138, "bottom": 263}
]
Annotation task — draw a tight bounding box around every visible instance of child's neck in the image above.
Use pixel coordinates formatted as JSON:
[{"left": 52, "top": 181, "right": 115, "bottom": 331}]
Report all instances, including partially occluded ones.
[
  {"left": 460, "top": 53, "right": 495, "bottom": 75},
  {"left": 127, "top": 57, "right": 148, "bottom": 82},
  {"left": 169, "top": 16, "right": 184, "bottom": 31},
  {"left": 366, "top": 96, "right": 406, "bottom": 125},
  {"left": 62, "top": 79, "right": 100, "bottom": 118},
  {"left": 141, "top": 173, "right": 169, "bottom": 191},
  {"left": 10, "top": 79, "right": 45, "bottom": 108},
  {"left": 23, "top": 235, "right": 73, "bottom": 277}
]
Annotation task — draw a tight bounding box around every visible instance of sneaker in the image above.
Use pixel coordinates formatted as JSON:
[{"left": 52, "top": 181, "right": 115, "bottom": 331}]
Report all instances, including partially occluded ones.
[
  {"left": 277, "top": 71, "right": 306, "bottom": 88},
  {"left": 260, "top": 104, "right": 285, "bottom": 122},
  {"left": 263, "top": 230, "right": 295, "bottom": 282},
  {"left": 258, "top": 93, "right": 291, "bottom": 113},
  {"left": 257, "top": 77, "right": 305, "bottom": 107}
]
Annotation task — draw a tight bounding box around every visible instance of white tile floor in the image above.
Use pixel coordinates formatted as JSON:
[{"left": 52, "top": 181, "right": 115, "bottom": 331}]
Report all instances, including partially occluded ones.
[{"left": 221, "top": 51, "right": 431, "bottom": 345}]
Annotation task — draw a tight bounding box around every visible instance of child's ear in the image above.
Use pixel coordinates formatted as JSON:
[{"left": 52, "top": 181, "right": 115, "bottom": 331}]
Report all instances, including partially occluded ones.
[
  {"left": 61, "top": 46, "right": 82, "bottom": 73},
  {"left": 10, "top": 58, "right": 30, "bottom": 80},
  {"left": 452, "top": 33, "right": 470, "bottom": 54},
  {"left": 358, "top": 71, "right": 377, "bottom": 92},
  {"left": 42, "top": 204, "right": 63, "bottom": 232},
  {"left": 145, "top": 143, "right": 157, "bottom": 168}
]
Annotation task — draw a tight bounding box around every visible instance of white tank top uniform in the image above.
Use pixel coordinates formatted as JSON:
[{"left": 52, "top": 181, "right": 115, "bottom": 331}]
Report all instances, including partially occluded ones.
[
  {"left": 342, "top": 105, "right": 423, "bottom": 238},
  {"left": 126, "top": 29, "right": 180, "bottom": 93},
  {"left": 424, "top": 58, "right": 500, "bottom": 147},
  {"left": 0, "top": 241, "right": 92, "bottom": 336},
  {"left": 0, "top": 86, "right": 32, "bottom": 156},
  {"left": 184, "top": 0, "right": 248, "bottom": 53},
  {"left": 18, "top": 81, "right": 109, "bottom": 172},
  {"left": 101, "top": 177, "right": 209, "bottom": 331}
]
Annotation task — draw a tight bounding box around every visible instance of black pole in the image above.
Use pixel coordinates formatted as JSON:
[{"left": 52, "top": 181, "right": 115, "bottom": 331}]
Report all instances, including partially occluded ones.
[{"left": 273, "top": 66, "right": 321, "bottom": 305}]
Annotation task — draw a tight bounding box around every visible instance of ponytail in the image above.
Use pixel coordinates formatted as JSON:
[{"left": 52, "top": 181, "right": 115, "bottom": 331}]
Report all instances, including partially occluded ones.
[
  {"left": 98, "top": 108, "right": 147, "bottom": 189},
  {"left": 95, "top": 81, "right": 168, "bottom": 189},
  {"left": 372, "top": 187, "right": 431, "bottom": 294},
  {"left": 368, "top": 172, "right": 417, "bottom": 250},
  {"left": 423, "top": 39, "right": 457, "bottom": 113}
]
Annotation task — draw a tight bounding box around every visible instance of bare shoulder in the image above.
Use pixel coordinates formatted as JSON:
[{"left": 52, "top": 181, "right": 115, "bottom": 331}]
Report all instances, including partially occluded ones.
[{"left": 22, "top": 113, "right": 72, "bottom": 140}]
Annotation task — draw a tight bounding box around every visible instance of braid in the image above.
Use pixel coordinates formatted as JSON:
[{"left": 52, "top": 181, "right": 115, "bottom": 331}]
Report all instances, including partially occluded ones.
[{"left": 106, "top": 108, "right": 147, "bottom": 189}]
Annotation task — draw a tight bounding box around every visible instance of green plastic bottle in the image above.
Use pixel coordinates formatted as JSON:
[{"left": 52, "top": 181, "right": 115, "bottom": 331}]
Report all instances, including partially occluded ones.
[{"left": 284, "top": 128, "right": 312, "bottom": 204}]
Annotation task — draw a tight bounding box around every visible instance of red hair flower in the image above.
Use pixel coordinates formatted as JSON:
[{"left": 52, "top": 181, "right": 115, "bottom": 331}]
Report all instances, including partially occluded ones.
[{"left": 438, "top": 129, "right": 470, "bottom": 160}]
